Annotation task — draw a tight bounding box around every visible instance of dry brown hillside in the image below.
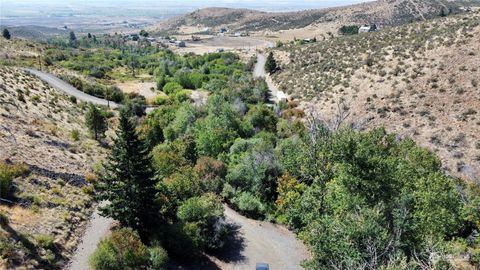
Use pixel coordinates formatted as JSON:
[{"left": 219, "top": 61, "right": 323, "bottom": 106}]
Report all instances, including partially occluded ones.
[
  {"left": 0, "top": 67, "right": 107, "bottom": 269},
  {"left": 153, "top": 0, "right": 480, "bottom": 36},
  {"left": 271, "top": 11, "right": 480, "bottom": 181}
]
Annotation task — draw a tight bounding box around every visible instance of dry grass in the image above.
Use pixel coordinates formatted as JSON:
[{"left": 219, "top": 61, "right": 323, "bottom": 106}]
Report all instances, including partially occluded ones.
[{"left": 0, "top": 67, "right": 107, "bottom": 268}]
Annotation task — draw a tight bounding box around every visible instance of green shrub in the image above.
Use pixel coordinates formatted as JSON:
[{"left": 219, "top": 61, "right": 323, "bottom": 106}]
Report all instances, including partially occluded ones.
[
  {"left": 471, "top": 247, "right": 480, "bottom": 264},
  {"left": 339, "top": 25, "right": 359, "bottom": 35},
  {"left": 89, "top": 228, "right": 149, "bottom": 270},
  {"left": 153, "top": 95, "right": 170, "bottom": 106},
  {"left": 164, "top": 223, "right": 197, "bottom": 258},
  {"left": 71, "top": 129, "right": 80, "bottom": 141},
  {"left": 34, "top": 234, "right": 55, "bottom": 250},
  {"left": 0, "top": 169, "right": 13, "bottom": 198},
  {"left": 177, "top": 195, "right": 229, "bottom": 250},
  {"left": 162, "top": 82, "right": 183, "bottom": 95},
  {"left": 170, "top": 90, "right": 190, "bottom": 103},
  {"left": 0, "top": 162, "right": 29, "bottom": 198},
  {"left": 0, "top": 234, "right": 14, "bottom": 259},
  {"left": 231, "top": 192, "right": 266, "bottom": 218},
  {"left": 148, "top": 245, "right": 168, "bottom": 270}
]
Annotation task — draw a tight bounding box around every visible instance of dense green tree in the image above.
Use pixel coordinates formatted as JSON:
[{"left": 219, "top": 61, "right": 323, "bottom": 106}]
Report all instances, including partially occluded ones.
[
  {"left": 177, "top": 195, "right": 228, "bottom": 250},
  {"left": 244, "top": 104, "right": 278, "bottom": 133},
  {"left": 265, "top": 52, "right": 277, "bottom": 74},
  {"left": 2, "top": 29, "right": 11, "bottom": 40},
  {"left": 127, "top": 54, "right": 139, "bottom": 77},
  {"left": 156, "top": 74, "right": 167, "bottom": 91},
  {"left": 194, "top": 95, "right": 241, "bottom": 157},
  {"left": 274, "top": 128, "right": 469, "bottom": 269},
  {"left": 339, "top": 25, "right": 359, "bottom": 35},
  {"left": 144, "top": 121, "right": 164, "bottom": 151},
  {"left": 164, "top": 103, "right": 196, "bottom": 141},
  {"left": 85, "top": 104, "right": 107, "bottom": 141},
  {"left": 95, "top": 108, "right": 159, "bottom": 237},
  {"left": 226, "top": 137, "right": 281, "bottom": 203},
  {"left": 162, "top": 82, "right": 183, "bottom": 95}
]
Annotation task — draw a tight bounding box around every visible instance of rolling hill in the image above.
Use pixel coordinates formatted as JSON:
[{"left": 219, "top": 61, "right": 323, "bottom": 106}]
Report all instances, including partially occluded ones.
[
  {"left": 153, "top": 0, "right": 480, "bottom": 35},
  {"left": 0, "top": 66, "right": 107, "bottom": 269},
  {"left": 270, "top": 10, "right": 480, "bottom": 181}
]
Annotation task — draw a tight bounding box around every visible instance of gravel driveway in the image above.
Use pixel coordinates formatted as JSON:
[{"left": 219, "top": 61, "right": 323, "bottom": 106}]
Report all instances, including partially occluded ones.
[{"left": 173, "top": 205, "right": 310, "bottom": 270}]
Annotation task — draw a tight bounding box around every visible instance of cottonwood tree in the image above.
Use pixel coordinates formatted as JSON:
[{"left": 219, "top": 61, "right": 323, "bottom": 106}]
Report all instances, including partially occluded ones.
[
  {"left": 96, "top": 108, "right": 159, "bottom": 238},
  {"left": 85, "top": 104, "right": 107, "bottom": 141}
]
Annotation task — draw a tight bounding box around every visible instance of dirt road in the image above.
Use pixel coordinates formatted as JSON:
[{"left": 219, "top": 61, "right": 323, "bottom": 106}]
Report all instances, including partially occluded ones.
[
  {"left": 67, "top": 203, "right": 114, "bottom": 270},
  {"left": 174, "top": 205, "right": 310, "bottom": 270},
  {"left": 219, "top": 205, "right": 309, "bottom": 269},
  {"left": 253, "top": 54, "right": 287, "bottom": 103}
]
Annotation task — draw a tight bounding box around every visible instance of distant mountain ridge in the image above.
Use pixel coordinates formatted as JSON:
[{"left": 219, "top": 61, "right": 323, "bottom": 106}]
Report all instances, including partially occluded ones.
[{"left": 153, "top": 0, "right": 480, "bottom": 33}]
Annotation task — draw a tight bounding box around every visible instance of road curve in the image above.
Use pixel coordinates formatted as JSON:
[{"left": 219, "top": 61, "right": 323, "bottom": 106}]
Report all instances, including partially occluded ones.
[
  {"left": 24, "top": 68, "right": 119, "bottom": 108},
  {"left": 252, "top": 54, "right": 287, "bottom": 103},
  {"left": 220, "top": 205, "right": 310, "bottom": 269}
]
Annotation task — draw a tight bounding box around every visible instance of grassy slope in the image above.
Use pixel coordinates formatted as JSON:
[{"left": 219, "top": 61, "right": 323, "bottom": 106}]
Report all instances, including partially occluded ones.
[
  {"left": 271, "top": 11, "right": 480, "bottom": 181},
  {"left": 0, "top": 66, "right": 107, "bottom": 269}
]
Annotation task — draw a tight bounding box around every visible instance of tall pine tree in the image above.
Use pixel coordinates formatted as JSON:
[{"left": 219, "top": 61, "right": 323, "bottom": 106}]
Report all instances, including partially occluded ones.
[
  {"left": 96, "top": 108, "right": 158, "bottom": 238},
  {"left": 265, "top": 52, "right": 277, "bottom": 74}
]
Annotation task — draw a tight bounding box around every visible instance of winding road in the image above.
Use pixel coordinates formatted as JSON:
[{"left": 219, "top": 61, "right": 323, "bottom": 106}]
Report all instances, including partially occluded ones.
[{"left": 24, "top": 68, "right": 119, "bottom": 108}]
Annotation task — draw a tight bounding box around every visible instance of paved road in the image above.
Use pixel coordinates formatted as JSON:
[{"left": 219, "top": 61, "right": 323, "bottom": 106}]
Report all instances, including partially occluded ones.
[
  {"left": 253, "top": 54, "right": 287, "bottom": 103},
  {"left": 24, "top": 68, "right": 119, "bottom": 108}
]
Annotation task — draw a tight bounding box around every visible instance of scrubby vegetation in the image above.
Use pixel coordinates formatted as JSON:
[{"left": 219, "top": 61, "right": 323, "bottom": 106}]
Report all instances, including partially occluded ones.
[
  {"left": 339, "top": 25, "right": 359, "bottom": 35},
  {"left": 0, "top": 66, "right": 107, "bottom": 269},
  {"left": 82, "top": 43, "right": 480, "bottom": 268},
  {"left": 271, "top": 10, "right": 480, "bottom": 181},
  {"left": 2, "top": 6, "right": 480, "bottom": 270}
]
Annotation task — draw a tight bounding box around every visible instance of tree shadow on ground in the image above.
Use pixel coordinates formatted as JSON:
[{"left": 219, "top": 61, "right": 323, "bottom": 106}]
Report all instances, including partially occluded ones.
[
  {"left": 208, "top": 222, "right": 246, "bottom": 263},
  {"left": 168, "top": 221, "right": 246, "bottom": 270}
]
